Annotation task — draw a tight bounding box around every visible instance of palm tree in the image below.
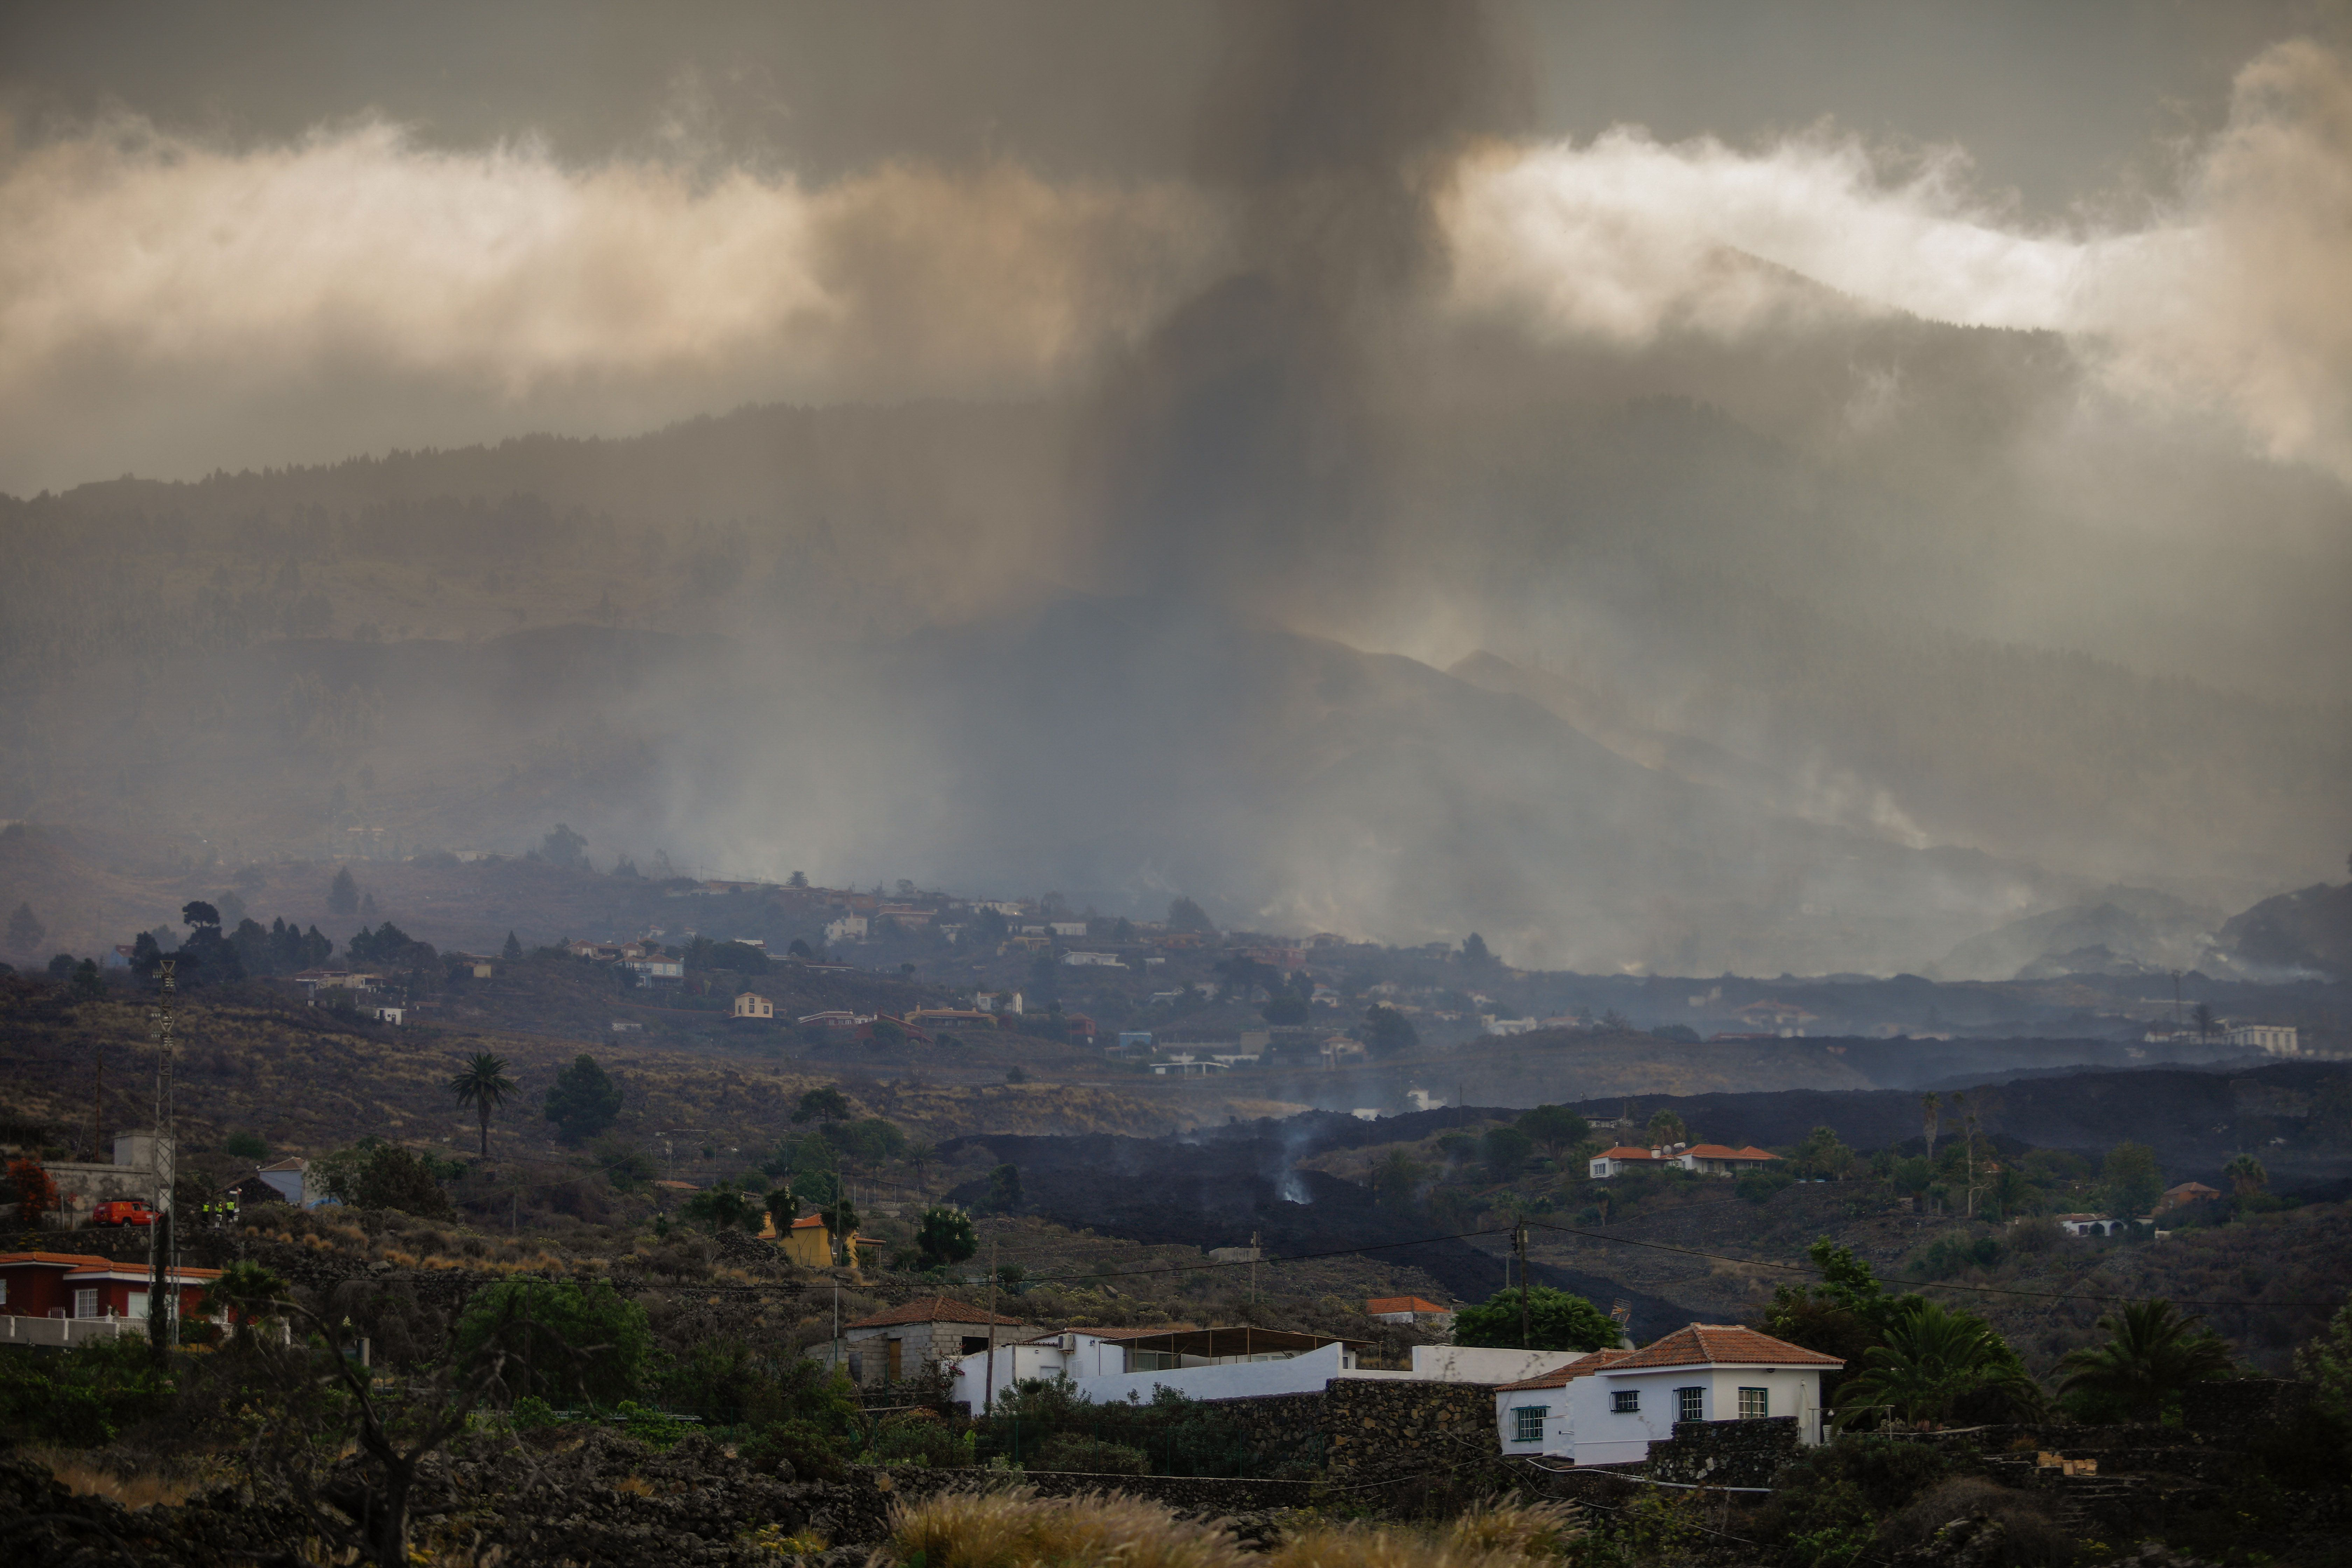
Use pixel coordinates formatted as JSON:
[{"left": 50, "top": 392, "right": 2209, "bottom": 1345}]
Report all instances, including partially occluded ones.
[
  {"left": 448, "top": 1051, "right": 518, "bottom": 1158},
  {"left": 2222, "top": 1153, "right": 2268, "bottom": 1201},
  {"left": 2057, "top": 1299, "right": 2233, "bottom": 1422},
  {"left": 1834, "top": 1299, "right": 2037, "bottom": 1430},
  {"left": 202, "top": 1260, "right": 290, "bottom": 1346},
  {"left": 904, "top": 1140, "right": 938, "bottom": 1197}
]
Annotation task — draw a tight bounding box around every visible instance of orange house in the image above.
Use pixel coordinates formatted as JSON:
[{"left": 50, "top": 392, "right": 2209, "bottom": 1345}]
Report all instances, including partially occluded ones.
[
  {"left": 0, "top": 1251, "right": 221, "bottom": 1328},
  {"left": 757, "top": 1212, "right": 876, "bottom": 1268}
]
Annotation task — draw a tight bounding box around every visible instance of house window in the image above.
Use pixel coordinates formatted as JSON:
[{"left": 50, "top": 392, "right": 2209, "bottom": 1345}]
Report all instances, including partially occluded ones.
[
  {"left": 1511, "top": 1405, "right": 1548, "bottom": 1444},
  {"left": 127, "top": 1291, "right": 149, "bottom": 1320},
  {"left": 73, "top": 1288, "right": 99, "bottom": 1319},
  {"left": 1611, "top": 1389, "right": 1640, "bottom": 1413},
  {"left": 1739, "top": 1387, "right": 1770, "bottom": 1419},
  {"left": 961, "top": 1336, "right": 990, "bottom": 1356},
  {"left": 0, "top": 1277, "right": 8, "bottom": 1305},
  {"left": 1677, "top": 1386, "right": 1704, "bottom": 1423}
]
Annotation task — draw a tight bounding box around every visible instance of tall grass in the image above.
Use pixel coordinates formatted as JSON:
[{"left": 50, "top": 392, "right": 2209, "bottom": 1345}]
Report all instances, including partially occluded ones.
[
  {"left": 884, "top": 1489, "right": 1242, "bottom": 1568},
  {"left": 881, "top": 1490, "right": 1584, "bottom": 1568}
]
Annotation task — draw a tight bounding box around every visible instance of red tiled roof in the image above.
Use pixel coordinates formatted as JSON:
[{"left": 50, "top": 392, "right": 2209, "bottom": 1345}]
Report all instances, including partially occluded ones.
[
  {"left": 0, "top": 1252, "right": 114, "bottom": 1269},
  {"left": 845, "top": 1295, "right": 1026, "bottom": 1330},
  {"left": 1596, "top": 1146, "right": 1660, "bottom": 1160},
  {"left": 1366, "top": 1296, "right": 1450, "bottom": 1315},
  {"left": 66, "top": 1261, "right": 221, "bottom": 1280},
  {"left": 1681, "top": 1144, "right": 1778, "bottom": 1162},
  {"left": 1605, "top": 1324, "right": 1841, "bottom": 1371},
  {"left": 1496, "top": 1349, "right": 1630, "bottom": 1391}
]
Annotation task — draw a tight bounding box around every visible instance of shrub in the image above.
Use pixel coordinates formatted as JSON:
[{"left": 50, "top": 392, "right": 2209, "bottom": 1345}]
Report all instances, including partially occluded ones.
[
  {"left": 866, "top": 1411, "right": 974, "bottom": 1469},
  {"left": 1455, "top": 1285, "right": 1621, "bottom": 1351},
  {"left": 2008, "top": 1216, "right": 2062, "bottom": 1253},
  {"left": 310, "top": 1139, "right": 456, "bottom": 1219},
  {"left": 1878, "top": 1477, "right": 2073, "bottom": 1567},
  {"left": 1911, "top": 1230, "right": 2007, "bottom": 1279},
  {"left": 1737, "top": 1168, "right": 1798, "bottom": 1204},
  {"left": 510, "top": 1395, "right": 560, "bottom": 1430},
  {"left": 452, "top": 1276, "right": 651, "bottom": 1406},
  {"left": 1032, "top": 1432, "right": 1147, "bottom": 1474},
  {"left": 0, "top": 1339, "right": 176, "bottom": 1448},
  {"left": 611, "top": 1400, "right": 688, "bottom": 1448}
]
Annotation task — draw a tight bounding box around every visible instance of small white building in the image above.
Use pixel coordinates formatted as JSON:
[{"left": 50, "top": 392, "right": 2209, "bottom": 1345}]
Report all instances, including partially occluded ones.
[
  {"left": 1149, "top": 1055, "right": 1227, "bottom": 1077},
  {"left": 1494, "top": 1324, "right": 1841, "bottom": 1466},
  {"left": 2056, "top": 1213, "right": 2129, "bottom": 1237},
  {"left": 254, "top": 1156, "right": 308, "bottom": 1207},
  {"left": 824, "top": 916, "right": 868, "bottom": 944},
  {"left": 1366, "top": 1294, "right": 1455, "bottom": 1330},
  {"left": 733, "top": 992, "right": 775, "bottom": 1020},
  {"left": 1049, "top": 921, "right": 1089, "bottom": 938},
  {"left": 1062, "top": 951, "right": 1125, "bottom": 967},
  {"left": 2227, "top": 1024, "right": 2298, "bottom": 1056},
  {"left": 946, "top": 1324, "right": 1368, "bottom": 1412},
  {"left": 941, "top": 1327, "right": 1574, "bottom": 1414}
]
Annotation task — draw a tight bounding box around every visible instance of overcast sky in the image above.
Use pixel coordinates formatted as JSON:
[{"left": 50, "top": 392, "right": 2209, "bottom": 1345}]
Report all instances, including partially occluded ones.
[
  {"left": 7, "top": 1, "right": 2339, "bottom": 203},
  {"left": 3, "top": 0, "right": 2349, "bottom": 492}
]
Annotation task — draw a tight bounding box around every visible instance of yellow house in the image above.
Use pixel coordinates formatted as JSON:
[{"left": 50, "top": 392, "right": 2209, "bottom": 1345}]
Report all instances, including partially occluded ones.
[
  {"left": 759, "top": 1211, "right": 872, "bottom": 1268},
  {"left": 733, "top": 992, "right": 775, "bottom": 1020}
]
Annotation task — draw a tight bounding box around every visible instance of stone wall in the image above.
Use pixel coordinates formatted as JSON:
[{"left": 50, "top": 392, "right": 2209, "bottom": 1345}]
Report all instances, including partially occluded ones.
[
  {"left": 1321, "top": 1379, "right": 1502, "bottom": 1484},
  {"left": 1645, "top": 1417, "right": 1800, "bottom": 1488},
  {"left": 1182, "top": 1381, "right": 1501, "bottom": 1487},
  {"left": 1209, "top": 1391, "right": 1326, "bottom": 1469}
]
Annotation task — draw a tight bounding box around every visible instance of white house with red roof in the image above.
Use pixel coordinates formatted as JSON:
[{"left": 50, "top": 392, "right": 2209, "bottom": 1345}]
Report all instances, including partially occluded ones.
[
  {"left": 1588, "top": 1145, "right": 1670, "bottom": 1178},
  {"left": 1675, "top": 1144, "right": 1782, "bottom": 1177},
  {"left": 1493, "top": 1324, "right": 1842, "bottom": 1465},
  {"left": 1365, "top": 1294, "right": 1454, "bottom": 1329}
]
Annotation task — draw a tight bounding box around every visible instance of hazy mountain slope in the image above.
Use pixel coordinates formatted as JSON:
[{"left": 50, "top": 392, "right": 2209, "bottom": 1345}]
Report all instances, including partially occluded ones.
[
  {"left": 3, "top": 367, "right": 2344, "bottom": 964},
  {"left": 2219, "top": 882, "right": 2352, "bottom": 980},
  {"left": 1937, "top": 887, "right": 2228, "bottom": 982}
]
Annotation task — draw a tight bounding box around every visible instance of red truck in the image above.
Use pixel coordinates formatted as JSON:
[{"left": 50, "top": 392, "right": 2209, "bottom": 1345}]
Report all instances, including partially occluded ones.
[{"left": 90, "top": 1199, "right": 157, "bottom": 1227}]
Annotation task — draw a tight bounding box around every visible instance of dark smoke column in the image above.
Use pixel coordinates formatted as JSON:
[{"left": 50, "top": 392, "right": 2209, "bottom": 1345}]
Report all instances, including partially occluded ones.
[{"left": 1083, "top": 0, "right": 1527, "bottom": 617}]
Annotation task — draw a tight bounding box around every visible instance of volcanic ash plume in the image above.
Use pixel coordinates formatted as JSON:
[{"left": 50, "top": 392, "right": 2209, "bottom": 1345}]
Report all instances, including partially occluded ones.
[{"left": 1082, "top": 0, "right": 1527, "bottom": 618}]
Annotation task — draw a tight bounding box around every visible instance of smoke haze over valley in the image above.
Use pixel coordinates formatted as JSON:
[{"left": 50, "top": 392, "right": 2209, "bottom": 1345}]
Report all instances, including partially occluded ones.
[{"left": 4, "top": 0, "right": 2350, "bottom": 975}]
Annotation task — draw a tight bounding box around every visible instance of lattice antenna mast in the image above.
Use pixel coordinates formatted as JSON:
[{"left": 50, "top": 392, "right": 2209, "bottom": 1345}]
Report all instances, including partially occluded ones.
[{"left": 149, "top": 959, "right": 178, "bottom": 1351}]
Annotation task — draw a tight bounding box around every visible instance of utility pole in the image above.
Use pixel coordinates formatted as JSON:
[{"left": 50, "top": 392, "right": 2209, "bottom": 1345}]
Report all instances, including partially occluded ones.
[
  {"left": 90, "top": 1047, "right": 104, "bottom": 1163},
  {"left": 1250, "top": 1230, "right": 1261, "bottom": 1308},
  {"left": 1514, "top": 1219, "right": 1530, "bottom": 1350},
  {"left": 147, "top": 960, "right": 177, "bottom": 1366},
  {"left": 983, "top": 1234, "right": 1000, "bottom": 1416}
]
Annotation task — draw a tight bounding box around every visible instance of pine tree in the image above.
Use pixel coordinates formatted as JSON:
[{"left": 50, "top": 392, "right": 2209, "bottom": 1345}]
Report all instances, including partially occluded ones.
[
  {"left": 502, "top": 930, "right": 524, "bottom": 962},
  {"left": 328, "top": 865, "right": 359, "bottom": 916},
  {"left": 5, "top": 902, "right": 42, "bottom": 955}
]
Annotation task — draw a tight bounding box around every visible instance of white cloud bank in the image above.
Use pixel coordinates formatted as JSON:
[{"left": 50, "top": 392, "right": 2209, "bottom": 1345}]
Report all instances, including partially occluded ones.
[
  {"left": 1, "top": 40, "right": 2348, "bottom": 492},
  {"left": 1449, "top": 39, "right": 2352, "bottom": 483}
]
